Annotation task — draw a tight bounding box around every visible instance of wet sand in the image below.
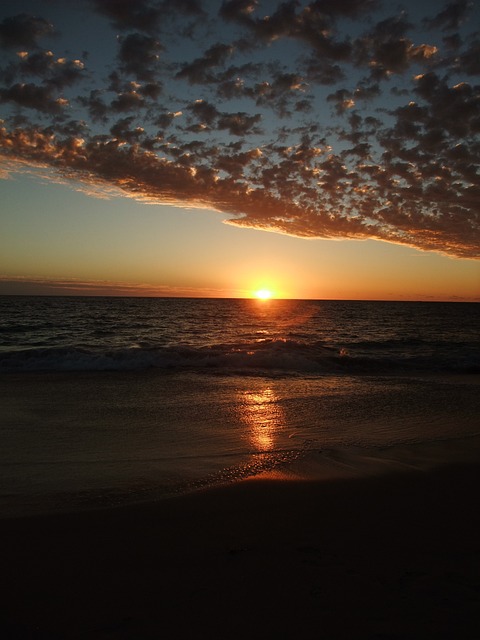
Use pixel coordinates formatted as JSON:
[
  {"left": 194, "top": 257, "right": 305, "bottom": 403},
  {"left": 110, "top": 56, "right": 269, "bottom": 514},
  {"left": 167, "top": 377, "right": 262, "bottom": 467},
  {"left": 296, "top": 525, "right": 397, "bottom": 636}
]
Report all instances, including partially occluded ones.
[{"left": 1, "top": 460, "right": 480, "bottom": 639}]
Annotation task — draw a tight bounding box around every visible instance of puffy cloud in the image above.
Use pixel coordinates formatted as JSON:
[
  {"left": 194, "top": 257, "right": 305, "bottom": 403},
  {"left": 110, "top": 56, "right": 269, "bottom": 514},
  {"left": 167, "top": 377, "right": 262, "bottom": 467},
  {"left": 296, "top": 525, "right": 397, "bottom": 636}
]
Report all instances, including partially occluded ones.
[
  {"left": 91, "top": 0, "right": 205, "bottom": 33},
  {"left": 301, "top": 55, "right": 345, "bottom": 85},
  {"left": 110, "top": 88, "right": 146, "bottom": 113},
  {"left": 353, "top": 14, "right": 441, "bottom": 79},
  {"left": 0, "top": 82, "right": 68, "bottom": 114},
  {"left": 2, "top": 50, "right": 86, "bottom": 89},
  {"left": 455, "top": 39, "right": 480, "bottom": 75},
  {"left": 2, "top": 121, "right": 478, "bottom": 259},
  {"left": 423, "top": 0, "right": 473, "bottom": 31},
  {"left": 327, "top": 89, "right": 355, "bottom": 114},
  {"left": 221, "top": 0, "right": 356, "bottom": 60},
  {"left": 110, "top": 116, "right": 145, "bottom": 143},
  {"left": 154, "top": 110, "right": 182, "bottom": 130},
  {"left": 187, "top": 99, "right": 219, "bottom": 125},
  {"left": 176, "top": 43, "right": 234, "bottom": 84},
  {"left": 185, "top": 99, "right": 262, "bottom": 136},
  {"left": 117, "top": 33, "right": 164, "bottom": 81},
  {"left": 91, "top": 0, "right": 164, "bottom": 34},
  {"left": 213, "top": 64, "right": 308, "bottom": 117},
  {"left": 217, "top": 111, "right": 262, "bottom": 136},
  {"left": 251, "top": 72, "right": 308, "bottom": 116},
  {"left": 0, "top": 13, "right": 54, "bottom": 49},
  {"left": 1, "top": 0, "right": 479, "bottom": 260},
  {"left": 219, "top": 0, "right": 257, "bottom": 24},
  {"left": 412, "top": 73, "right": 480, "bottom": 138},
  {"left": 77, "top": 89, "right": 109, "bottom": 122}
]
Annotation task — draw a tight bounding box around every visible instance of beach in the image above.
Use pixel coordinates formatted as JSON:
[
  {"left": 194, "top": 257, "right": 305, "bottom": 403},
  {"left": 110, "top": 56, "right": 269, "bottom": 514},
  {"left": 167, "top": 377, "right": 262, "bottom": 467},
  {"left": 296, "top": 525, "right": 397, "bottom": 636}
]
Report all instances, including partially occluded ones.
[
  {"left": 1, "top": 298, "right": 479, "bottom": 638},
  {"left": 2, "top": 452, "right": 480, "bottom": 640}
]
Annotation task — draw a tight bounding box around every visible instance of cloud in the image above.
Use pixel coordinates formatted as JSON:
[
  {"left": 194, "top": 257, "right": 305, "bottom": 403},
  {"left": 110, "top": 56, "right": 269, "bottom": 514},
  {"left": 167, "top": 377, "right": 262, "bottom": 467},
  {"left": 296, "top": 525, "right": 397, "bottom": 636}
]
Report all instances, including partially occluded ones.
[
  {"left": 184, "top": 100, "right": 263, "bottom": 136},
  {"left": 0, "top": 0, "right": 479, "bottom": 260},
  {"left": 110, "top": 116, "right": 145, "bottom": 143},
  {"left": 217, "top": 111, "right": 262, "bottom": 136},
  {"left": 110, "top": 88, "right": 146, "bottom": 113},
  {"left": 77, "top": 89, "right": 109, "bottom": 122},
  {"left": 0, "top": 13, "right": 54, "bottom": 49},
  {"left": 301, "top": 55, "right": 345, "bottom": 85},
  {"left": 2, "top": 120, "right": 478, "bottom": 259},
  {"left": 456, "top": 39, "right": 480, "bottom": 75},
  {"left": 187, "top": 99, "right": 219, "bottom": 125},
  {"left": 176, "top": 43, "right": 234, "bottom": 84},
  {"left": 327, "top": 88, "right": 355, "bottom": 114},
  {"left": 91, "top": 0, "right": 164, "bottom": 34},
  {"left": 0, "top": 82, "right": 68, "bottom": 114},
  {"left": 0, "top": 275, "right": 229, "bottom": 297},
  {"left": 220, "top": 0, "right": 358, "bottom": 60},
  {"left": 423, "top": 0, "right": 473, "bottom": 31},
  {"left": 117, "top": 33, "right": 164, "bottom": 81},
  {"left": 91, "top": 0, "right": 205, "bottom": 34},
  {"left": 1, "top": 50, "right": 86, "bottom": 88},
  {"left": 353, "top": 14, "right": 442, "bottom": 79}
]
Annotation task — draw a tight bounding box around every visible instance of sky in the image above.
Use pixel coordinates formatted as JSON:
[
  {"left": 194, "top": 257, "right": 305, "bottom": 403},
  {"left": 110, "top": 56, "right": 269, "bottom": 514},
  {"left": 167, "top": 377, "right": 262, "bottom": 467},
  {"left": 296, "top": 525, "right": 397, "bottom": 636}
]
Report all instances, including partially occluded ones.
[{"left": 0, "top": 0, "right": 479, "bottom": 300}]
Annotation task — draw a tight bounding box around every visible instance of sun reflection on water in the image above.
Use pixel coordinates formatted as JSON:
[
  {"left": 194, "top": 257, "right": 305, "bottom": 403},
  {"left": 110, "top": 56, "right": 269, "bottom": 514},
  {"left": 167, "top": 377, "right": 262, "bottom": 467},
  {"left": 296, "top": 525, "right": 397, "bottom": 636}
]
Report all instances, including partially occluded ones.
[{"left": 238, "top": 387, "right": 285, "bottom": 451}]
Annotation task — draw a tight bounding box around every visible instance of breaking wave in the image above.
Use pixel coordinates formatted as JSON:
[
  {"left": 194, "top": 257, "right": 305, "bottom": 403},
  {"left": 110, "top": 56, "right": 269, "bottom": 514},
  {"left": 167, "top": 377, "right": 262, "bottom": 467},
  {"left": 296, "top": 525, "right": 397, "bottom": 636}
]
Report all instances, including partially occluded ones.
[{"left": 0, "top": 337, "right": 477, "bottom": 375}]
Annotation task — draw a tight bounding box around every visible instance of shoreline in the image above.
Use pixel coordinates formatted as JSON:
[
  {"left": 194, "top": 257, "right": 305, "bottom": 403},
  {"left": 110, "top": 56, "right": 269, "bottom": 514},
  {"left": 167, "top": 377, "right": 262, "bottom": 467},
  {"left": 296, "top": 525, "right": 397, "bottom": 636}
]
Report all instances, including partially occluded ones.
[
  {"left": 2, "top": 431, "right": 480, "bottom": 521},
  {"left": 2, "top": 459, "right": 479, "bottom": 639},
  {"left": 2, "top": 367, "right": 479, "bottom": 523}
]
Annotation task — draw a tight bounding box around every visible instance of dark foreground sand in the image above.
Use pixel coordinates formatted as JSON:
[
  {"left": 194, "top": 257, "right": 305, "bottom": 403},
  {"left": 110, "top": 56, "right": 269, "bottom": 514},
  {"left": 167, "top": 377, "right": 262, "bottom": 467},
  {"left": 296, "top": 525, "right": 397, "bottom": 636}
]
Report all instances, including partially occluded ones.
[{"left": 1, "top": 463, "right": 480, "bottom": 640}]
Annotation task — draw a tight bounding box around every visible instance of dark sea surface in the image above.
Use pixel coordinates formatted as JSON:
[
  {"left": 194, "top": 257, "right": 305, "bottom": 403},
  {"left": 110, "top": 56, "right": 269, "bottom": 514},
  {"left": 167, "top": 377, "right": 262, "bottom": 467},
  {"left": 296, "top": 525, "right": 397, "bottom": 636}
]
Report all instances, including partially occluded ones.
[
  {"left": 1, "top": 296, "right": 479, "bottom": 516},
  {"left": 1, "top": 296, "right": 478, "bottom": 375}
]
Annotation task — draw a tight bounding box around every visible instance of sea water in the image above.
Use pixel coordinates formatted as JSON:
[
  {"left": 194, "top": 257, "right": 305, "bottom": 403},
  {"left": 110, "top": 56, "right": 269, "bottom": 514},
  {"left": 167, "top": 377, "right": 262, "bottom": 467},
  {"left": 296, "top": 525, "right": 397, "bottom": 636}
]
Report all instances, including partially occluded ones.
[{"left": 0, "top": 296, "right": 479, "bottom": 516}]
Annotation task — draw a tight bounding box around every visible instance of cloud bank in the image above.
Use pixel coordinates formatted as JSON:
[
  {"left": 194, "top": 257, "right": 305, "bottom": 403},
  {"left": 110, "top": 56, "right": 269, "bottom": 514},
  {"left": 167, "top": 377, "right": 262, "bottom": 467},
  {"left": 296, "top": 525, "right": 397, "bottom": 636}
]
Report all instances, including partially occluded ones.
[
  {"left": 0, "top": 0, "right": 479, "bottom": 258},
  {"left": 0, "top": 275, "right": 229, "bottom": 297}
]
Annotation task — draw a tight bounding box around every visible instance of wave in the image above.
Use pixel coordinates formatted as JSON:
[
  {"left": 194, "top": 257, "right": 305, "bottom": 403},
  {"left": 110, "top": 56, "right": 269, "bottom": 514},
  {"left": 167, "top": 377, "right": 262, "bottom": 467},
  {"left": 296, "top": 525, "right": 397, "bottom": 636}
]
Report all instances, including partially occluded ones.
[{"left": 0, "top": 337, "right": 478, "bottom": 375}]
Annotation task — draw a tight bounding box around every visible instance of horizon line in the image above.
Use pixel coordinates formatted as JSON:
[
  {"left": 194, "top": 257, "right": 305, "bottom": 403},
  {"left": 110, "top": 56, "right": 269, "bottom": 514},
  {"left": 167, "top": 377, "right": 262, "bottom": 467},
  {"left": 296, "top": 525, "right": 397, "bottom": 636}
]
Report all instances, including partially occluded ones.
[{"left": 0, "top": 293, "right": 478, "bottom": 303}]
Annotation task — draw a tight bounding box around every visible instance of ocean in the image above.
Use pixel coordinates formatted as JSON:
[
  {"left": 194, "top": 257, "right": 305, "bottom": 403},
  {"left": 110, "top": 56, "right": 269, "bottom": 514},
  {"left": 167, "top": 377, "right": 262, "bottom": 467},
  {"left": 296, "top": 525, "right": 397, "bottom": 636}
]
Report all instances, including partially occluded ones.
[{"left": 1, "top": 296, "right": 479, "bottom": 517}]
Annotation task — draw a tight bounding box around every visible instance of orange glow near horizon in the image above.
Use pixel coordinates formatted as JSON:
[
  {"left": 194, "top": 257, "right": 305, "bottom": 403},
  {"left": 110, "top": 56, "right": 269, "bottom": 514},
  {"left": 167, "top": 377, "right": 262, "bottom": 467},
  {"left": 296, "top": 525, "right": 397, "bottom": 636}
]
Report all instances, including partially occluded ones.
[{"left": 254, "top": 288, "right": 273, "bottom": 300}]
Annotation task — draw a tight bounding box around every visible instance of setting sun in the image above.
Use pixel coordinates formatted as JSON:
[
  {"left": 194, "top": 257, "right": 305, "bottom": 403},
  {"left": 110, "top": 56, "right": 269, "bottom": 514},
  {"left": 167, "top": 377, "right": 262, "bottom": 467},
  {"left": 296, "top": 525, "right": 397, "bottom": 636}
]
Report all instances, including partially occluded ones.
[{"left": 254, "top": 289, "right": 273, "bottom": 300}]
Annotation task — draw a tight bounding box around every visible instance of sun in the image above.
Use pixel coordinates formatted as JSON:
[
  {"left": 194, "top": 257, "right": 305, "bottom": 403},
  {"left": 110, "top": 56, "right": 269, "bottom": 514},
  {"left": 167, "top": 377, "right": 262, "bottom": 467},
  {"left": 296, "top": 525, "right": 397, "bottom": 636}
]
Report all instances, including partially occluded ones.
[{"left": 254, "top": 289, "right": 273, "bottom": 300}]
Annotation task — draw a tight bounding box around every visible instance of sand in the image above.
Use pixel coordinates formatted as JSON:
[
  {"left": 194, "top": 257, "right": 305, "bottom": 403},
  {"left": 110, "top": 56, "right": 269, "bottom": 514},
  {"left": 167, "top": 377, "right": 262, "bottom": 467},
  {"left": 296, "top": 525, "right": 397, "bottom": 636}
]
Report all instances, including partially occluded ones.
[{"left": 1, "top": 461, "right": 480, "bottom": 639}]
